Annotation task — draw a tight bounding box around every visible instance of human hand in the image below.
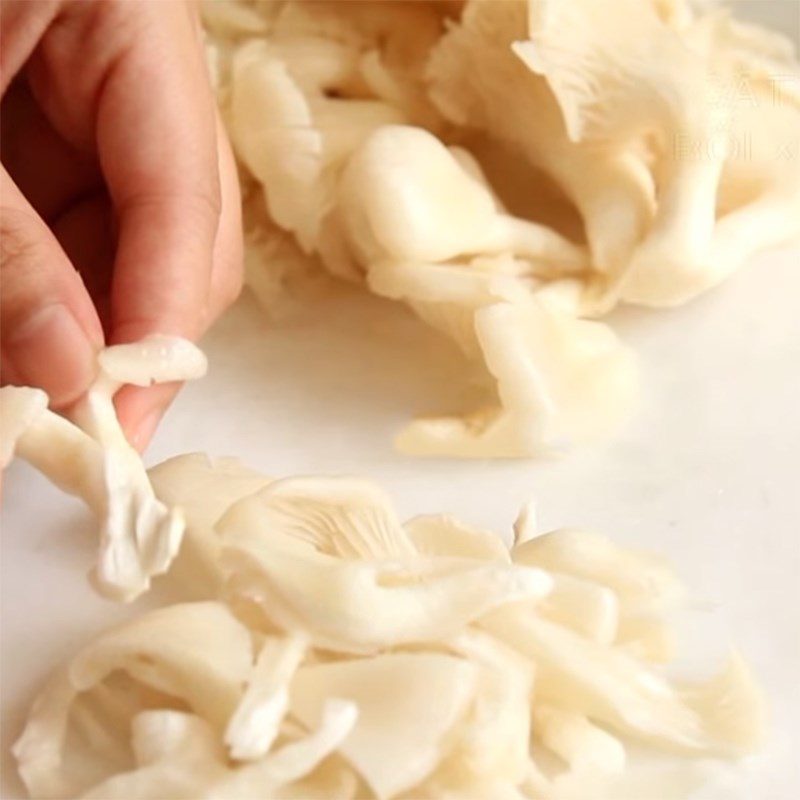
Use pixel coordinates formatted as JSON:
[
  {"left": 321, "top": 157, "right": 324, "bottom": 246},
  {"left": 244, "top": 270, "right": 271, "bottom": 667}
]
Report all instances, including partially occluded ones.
[{"left": 0, "top": 0, "right": 243, "bottom": 450}]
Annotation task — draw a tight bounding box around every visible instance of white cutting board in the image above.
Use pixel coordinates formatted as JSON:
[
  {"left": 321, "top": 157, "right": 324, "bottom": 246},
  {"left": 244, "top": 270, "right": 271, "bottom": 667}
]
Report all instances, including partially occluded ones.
[
  {"left": 4, "top": 3, "right": 799, "bottom": 797},
  {"left": 2, "top": 244, "right": 799, "bottom": 799}
]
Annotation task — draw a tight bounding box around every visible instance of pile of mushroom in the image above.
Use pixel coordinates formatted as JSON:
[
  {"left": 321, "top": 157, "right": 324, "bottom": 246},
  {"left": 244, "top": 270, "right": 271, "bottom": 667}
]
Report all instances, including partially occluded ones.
[
  {"left": 3, "top": 342, "right": 763, "bottom": 800},
  {"left": 204, "top": 0, "right": 800, "bottom": 457}
]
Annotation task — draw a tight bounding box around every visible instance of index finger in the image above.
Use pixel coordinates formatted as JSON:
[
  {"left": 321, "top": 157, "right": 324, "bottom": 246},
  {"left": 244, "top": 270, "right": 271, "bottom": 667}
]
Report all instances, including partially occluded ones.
[
  {"left": 94, "top": 3, "right": 222, "bottom": 444},
  {"left": 96, "top": 2, "right": 221, "bottom": 347}
]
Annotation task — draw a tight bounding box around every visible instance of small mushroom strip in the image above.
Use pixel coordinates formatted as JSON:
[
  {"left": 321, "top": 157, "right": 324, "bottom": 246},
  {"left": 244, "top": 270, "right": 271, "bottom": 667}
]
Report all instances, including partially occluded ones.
[{"left": 0, "top": 335, "right": 207, "bottom": 601}]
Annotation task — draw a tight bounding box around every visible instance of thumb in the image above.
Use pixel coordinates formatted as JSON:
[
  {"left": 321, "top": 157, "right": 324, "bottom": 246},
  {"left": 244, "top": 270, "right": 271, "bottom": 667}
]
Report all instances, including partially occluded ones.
[{"left": 1, "top": 167, "right": 103, "bottom": 406}]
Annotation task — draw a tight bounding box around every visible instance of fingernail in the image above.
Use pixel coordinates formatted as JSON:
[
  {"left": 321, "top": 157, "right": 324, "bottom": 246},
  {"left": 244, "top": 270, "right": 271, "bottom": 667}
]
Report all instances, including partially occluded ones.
[
  {"left": 130, "top": 407, "right": 163, "bottom": 452},
  {"left": 5, "top": 305, "right": 98, "bottom": 405}
]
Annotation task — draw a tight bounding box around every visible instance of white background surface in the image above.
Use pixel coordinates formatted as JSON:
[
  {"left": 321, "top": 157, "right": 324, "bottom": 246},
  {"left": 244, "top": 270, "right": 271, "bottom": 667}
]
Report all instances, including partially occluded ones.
[
  {"left": 2, "top": 245, "right": 799, "bottom": 799},
  {"left": 2, "top": 4, "right": 799, "bottom": 797}
]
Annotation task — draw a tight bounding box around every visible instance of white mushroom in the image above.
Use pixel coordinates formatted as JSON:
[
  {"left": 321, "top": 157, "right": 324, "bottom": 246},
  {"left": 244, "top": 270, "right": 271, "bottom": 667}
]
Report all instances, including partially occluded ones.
[
  {"left": 1, "top": 336, "right": 207, "bottom": 601},
  {"left": 13, "top": 463, "right": 766, "bottom": 798}
]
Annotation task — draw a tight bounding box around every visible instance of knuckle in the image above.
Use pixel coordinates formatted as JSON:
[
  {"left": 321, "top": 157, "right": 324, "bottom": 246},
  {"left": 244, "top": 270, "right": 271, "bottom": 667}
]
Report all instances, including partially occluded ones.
[
  {"left": 120, "top": 181, "right": 223, "bottom": 233},
  {"left": 0, "top": 209, "right": 50, "bottom": 284},
  {"left": 217, "top": 263, "right": 244, "bottom": 309},
  {"left": 171, "top": 171, "right": 223, "bottom": 224}
]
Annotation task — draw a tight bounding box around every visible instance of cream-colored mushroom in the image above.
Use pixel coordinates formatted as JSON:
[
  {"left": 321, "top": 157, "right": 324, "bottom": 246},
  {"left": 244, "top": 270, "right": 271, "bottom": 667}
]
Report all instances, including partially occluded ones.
[{"left": 1, "top": 336, "right": 207, "bottom": 601}]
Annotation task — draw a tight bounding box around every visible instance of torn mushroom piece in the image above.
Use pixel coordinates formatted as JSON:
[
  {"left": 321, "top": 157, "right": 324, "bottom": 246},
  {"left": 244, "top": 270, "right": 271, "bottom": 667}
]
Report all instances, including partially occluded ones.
[
  {"left": 215, "top": 477, "right": 553, "bottom": 652},
  {"left": 81, "top": 703, "right": 359, "bottom": 800},
  {"left": 147, "top": 453, "right": 273, "bottom": 599},
  {"left": 12, "top": 602, "right": 254, "bottom": 800},
  {"left": 483, "top": 610, "right": 763, "bottom": 757},
  {"left": 0, "top": 386, "right": 49, "bottom": 469},
  {"left": 229, "top": 38, "right": 405, "bottom": 253},
  {"left": 339, "top": 125, "right": 588, "bottom": 272},
  {"left": 0, "top": 336, "right": 207, "bottom": 602},
  {"left": 513, "top": 0, "right": 729, "bottom": 307},
  {"left": 371, "top": 269, "right": 638, "bottom": 457},
  {"left": 420, "top": 630, "right": 534, "bottom": 795},
  {"left": 224, "top": 633, "right": 309, "bottom": 761},
  {"left": 291, "top": 652, "right": 479, "bottom": 799},
  {"left": 13, "top": 602, "right": 358, "bottom": 800},
  {"left": 426, "top": 0, "right": 656, "bottom": 285}
]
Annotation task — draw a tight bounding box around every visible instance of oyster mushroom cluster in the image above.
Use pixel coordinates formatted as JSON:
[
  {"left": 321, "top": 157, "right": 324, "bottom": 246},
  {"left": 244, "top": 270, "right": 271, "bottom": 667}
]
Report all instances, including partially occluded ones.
[
  {"left": 3, "top": 344, "right": 764, "bottom": 799},
  {"left": 204, "top": 0, "right": 800, "bottom": 457}
]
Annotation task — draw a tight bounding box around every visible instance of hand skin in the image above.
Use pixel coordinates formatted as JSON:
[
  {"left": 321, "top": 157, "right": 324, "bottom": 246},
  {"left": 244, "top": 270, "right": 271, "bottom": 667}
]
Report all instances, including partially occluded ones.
[{"left": 0, "top": 0, "right": 243, "bottom": 452}]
